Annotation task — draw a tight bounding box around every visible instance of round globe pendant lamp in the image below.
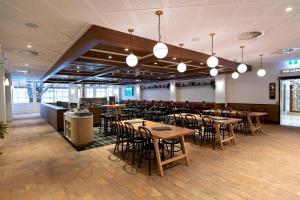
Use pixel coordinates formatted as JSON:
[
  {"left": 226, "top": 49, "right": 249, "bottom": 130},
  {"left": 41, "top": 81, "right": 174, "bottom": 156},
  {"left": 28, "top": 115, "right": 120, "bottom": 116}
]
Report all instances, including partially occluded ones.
[
  {"left": 153, "top": 10, "right": 168, "bottom": 59},
  {"left": 231, "top": 71, "right": 239, "bottom": 79},
  {"left": 126, "top": 29, "right": 138, "bottom": 67},
  {"left": 210, "top": 68, "right": 218, "bottom": 77},
  {"left": 257, "top": 54, "right": 266, "bottom": 77},
  {"left": 207, "top": 33, "right": 219, "bottom": 68},
  {"left": 237, "top": 46, "right": 247, "bottom": 73},
  {"left": 177, "top": 43, "right": 187, "bottom": 73}
]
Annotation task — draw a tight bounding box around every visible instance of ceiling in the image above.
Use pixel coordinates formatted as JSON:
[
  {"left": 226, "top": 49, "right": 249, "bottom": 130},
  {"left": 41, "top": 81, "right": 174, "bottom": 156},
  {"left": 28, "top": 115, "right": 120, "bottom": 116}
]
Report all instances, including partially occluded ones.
[{"left": 1, "top": 0, "right": 300, "bottom": 80}]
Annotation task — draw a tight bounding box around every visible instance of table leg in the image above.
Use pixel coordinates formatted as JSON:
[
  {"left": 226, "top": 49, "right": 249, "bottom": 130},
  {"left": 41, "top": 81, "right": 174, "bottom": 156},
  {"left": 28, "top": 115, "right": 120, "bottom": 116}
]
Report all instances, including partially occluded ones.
[
  {"left": 255, "top": 116, "right": 263, "bottom": 133},
  {"left": 153, "top": 136, "right": 164, "bottom": 177},
  {"left": 247, "top": 115, "right": 255, "bottom": 135},
  {"left": 214, "top": 124, "right": 223, "bottom": 150},
  {"left": 228, "top": 123, "right": 236, "bottom": 144},
  {"left": 179, "top": 136, "right": 189, "bottom": 166}
]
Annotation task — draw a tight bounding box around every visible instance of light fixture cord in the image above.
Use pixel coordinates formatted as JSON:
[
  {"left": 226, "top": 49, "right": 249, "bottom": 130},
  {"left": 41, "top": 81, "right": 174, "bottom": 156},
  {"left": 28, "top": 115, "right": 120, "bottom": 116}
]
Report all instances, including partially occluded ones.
[
  {"left": 211, "top": 35, "right": 214, "bottom": 55},
  {"left": 260, "top": 55, "right": 262, "bottom": 69},
  {"left": 241, "top": 47, "right": 244, "bottom": 63},
  {"left": 130, "top": 32, "right": 133, "bottom": 53},
  {"left": 158, "top": 14, "right": 161, "bottom": 42}
]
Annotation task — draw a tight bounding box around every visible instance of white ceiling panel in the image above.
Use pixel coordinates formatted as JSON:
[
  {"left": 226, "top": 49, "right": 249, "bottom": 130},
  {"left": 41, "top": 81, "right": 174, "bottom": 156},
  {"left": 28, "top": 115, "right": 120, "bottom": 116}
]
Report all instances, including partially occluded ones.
[{"left": 88, "top": 0, "right": 129, "bottom": 12}]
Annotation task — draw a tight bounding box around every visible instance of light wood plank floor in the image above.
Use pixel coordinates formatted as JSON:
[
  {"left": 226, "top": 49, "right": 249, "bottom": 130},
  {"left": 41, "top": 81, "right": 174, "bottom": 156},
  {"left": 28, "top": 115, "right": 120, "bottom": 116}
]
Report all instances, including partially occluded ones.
[{"left": 1, "top": 114, "right": 300, "bottom": 200}]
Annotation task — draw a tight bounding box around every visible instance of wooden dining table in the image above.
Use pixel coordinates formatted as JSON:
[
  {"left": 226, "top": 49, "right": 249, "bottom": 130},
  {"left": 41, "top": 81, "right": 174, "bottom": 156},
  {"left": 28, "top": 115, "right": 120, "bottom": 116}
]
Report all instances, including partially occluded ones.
[
  {"left": 168, "top": 113, "right": 241, "bottom": 150},
  {"left": 202, "top": 109, "right": 268, "bottom": 135},
  {"left": 120, "top": 119, "right": 195, "bottom": 177}
]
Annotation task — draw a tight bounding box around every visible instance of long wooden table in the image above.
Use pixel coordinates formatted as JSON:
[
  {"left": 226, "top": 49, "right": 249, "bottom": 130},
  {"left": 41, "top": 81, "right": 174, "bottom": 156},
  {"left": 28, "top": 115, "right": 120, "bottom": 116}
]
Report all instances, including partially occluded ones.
[
  {"left": 120, "top": 119, "right": 195, "bottom": 176},
  {"left": 169, "top": 113, "right": 241, "bottom": 150},
  {"left": 202, "top": 109, "right": 268, "bottom": 135}
]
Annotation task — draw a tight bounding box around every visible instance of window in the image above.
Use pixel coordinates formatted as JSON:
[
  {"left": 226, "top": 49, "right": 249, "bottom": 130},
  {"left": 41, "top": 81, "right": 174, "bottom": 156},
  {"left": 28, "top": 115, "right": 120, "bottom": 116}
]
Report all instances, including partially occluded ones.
[
  {"left": 13, "top": 87, "right": 30, "bottom": 103},
  {"left": 86, "top": 87, "right": 94, "bottom": 98},
  {"left": 96, "top": 88, "right": 107, "bottom": 98},
  {"left": 42, "top": 84, "right": 69, "bottom": 103},
  {"left": 107, "top": 87, "right": 113, "bottom": 97},
  {"left": 12, "top": 81, "right": 33, "bottom": 104}
]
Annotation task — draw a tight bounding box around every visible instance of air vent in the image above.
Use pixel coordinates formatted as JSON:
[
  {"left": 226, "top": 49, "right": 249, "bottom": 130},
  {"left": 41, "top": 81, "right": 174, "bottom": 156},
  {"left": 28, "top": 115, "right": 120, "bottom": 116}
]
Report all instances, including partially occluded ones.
[
  {"left": 238, "top": 31, "right": 264, "bottom": 40},
  {"left": 14, "top": 49, "right": 39, "bottom": 56},
  {"left": 271, "top": 48, "right": 300, "bottom": 55}
]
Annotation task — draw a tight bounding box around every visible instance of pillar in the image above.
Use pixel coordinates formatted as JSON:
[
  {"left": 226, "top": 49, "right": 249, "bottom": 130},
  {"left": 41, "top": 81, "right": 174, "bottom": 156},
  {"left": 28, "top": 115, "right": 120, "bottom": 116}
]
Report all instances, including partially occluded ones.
[
  {"left": 0, "top": 64, "right": 6, "bottom": 122},
  {"left": 4, "top": 74, "right": 12, "bottom": 121},
  {"left": 81, "top": 82, "right": 85, "bottom": 98},
  {"left": 170, "top": 80, "right": 177, "bottom": 101},
  {"left": 135, "top": 84, "right": 141, "bottom": 100},
  {"left": 215, "top": 74, "right": 226, "bottom": 105}
]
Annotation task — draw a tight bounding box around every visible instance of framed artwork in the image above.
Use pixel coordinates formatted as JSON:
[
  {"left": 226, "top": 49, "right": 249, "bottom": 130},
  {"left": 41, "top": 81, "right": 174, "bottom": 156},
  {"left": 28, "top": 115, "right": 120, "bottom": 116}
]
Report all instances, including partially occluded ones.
[{"left": 269, "top": 82, "right": 276, "bottom": 99}]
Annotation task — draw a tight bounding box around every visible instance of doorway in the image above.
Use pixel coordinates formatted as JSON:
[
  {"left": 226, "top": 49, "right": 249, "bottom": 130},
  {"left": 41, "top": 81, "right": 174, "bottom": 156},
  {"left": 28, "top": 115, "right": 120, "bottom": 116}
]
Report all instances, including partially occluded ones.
[{"left": 280, "top": 78, "right": 300, "bottom": 127}]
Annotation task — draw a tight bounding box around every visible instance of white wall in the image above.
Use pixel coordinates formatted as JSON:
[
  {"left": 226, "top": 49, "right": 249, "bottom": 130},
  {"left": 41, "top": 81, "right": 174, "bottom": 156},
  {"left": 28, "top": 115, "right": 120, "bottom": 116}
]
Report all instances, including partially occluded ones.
[
  {"left": 141, "top": 88, "right": 170, "bottom": 101},
  {"left": 215, "top": 75, "right": 226, "bottom": 103},
  {"left": 176, "top": 86, "right": 215, "bottom": 102},
  {"left": 13, "top": 103, "right": 40, "bottom": 114},
  {"left": 226, "top": 64, "right": 279, "bottom": 105}
]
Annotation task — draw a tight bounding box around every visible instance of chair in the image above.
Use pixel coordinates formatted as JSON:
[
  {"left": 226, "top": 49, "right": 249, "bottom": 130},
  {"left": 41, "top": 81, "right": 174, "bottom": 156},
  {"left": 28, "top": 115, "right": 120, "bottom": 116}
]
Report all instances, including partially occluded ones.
[
  {"left": 201, "top": 116, "right": 217, "bottom": 149},
  {"left": 137, "top": 126, "right": 164, "bottom": 175},
  {"left": 123, "top": 122, "right": 145, "bottom": 165},
  {"left": 173, "top": 113, "right": 185, "bottom": 127},
  {"left": 184, "top": 114, "right": 199, "bottom": 144},
  {"left": 113, "top": 120, "right": 130, "bottom": 158}
]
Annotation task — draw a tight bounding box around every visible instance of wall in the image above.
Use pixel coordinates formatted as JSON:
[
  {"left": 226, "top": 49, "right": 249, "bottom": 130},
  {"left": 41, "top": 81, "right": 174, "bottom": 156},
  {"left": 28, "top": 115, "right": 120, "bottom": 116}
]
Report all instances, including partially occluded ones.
[
  {"left": 226, "top": 64, "right": 279, "bottom": 104},
  {"left": 141, "top": 88, "right": 170, "bottom": 101},
  {"left": 13, "top": 103, "right": 40, "bottom": 114},
  {"left": 176, "top": 86, "right": 215, "bottom": 102}
]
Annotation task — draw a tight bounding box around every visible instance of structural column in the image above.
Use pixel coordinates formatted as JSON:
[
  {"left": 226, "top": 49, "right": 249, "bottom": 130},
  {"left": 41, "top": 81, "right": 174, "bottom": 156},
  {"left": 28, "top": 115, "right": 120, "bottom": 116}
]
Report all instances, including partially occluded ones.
[
  {"left": 135, "top": 84, "right": 141, "bottom": 100},
  {"left": 4, "top": 74, "right": 12, "bottom": 121},
  {"left": 0, "top": 64, "right": 6, "bottom": 122},
  {"left": 215, "top": 74, "right": 226, "bottom": 105},
  {"left": 169, "top": 80, "right": 177, "bottom": 101},
  {"left": 81, "top": 82, "right": 85, "bottom": 98}
]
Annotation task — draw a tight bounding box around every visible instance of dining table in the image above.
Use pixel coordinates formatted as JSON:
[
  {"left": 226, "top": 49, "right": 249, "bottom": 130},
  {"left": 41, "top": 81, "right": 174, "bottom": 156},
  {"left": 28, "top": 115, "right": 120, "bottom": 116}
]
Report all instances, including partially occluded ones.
[
  {"left": 168, "top": 113, "right": 242, "bottom": 150},
  {"left": 202, "top": 109, "right": 268, "bottom": 135},
  {"left": 120, "top": 119, "right": 195, "bottom": 177}
]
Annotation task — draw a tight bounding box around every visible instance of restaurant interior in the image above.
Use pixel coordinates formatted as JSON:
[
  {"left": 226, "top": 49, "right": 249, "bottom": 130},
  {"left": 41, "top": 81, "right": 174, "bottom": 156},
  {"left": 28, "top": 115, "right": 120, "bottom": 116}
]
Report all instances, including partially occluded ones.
[{"left": 1, "top": 0, "right": 300, "bottom": 199}]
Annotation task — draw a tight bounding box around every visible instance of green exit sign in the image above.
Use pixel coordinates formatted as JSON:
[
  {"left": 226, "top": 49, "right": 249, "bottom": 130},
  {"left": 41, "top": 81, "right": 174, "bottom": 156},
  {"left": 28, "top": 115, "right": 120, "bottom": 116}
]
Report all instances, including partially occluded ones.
[{"left": 288, "top": 60, "right": 298, "bottom": 65}]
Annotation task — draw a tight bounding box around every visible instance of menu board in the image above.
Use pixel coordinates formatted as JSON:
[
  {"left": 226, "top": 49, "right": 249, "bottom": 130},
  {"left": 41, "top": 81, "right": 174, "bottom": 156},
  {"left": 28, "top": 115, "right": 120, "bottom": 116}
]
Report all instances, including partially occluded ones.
[{"left": 269, "top": 83, "right": 276, "bottom": 99}]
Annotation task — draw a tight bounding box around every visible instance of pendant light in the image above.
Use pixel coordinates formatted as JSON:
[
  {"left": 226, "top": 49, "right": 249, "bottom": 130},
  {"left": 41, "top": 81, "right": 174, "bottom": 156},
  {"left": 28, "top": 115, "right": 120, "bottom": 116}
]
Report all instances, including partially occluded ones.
[
  {"left": 153, "top": 10, "right": 168, "bottom": 59},
  {"left": 207, "top": 33, "right": 218, "bottom": 68},
  {"left": 126, "top": 29, "right": 138, "bottom": 67},
  {"left": 257, "top": 54, "right": 266, "bottom": 77},
  {"left": 231, "top": 59, "right": 239, "bottom": 79},
  {"left": 237, "top": 46, "right": 247, "bottom": 73},
  {"left": 177, "top": 43, "right": 187, "bottom": 73},
  {"left": 4, "top": 78, "right": 9, "bottom": 86},
  {"left": 210, "top": 68, "right": 218, "bottom": 76},
  {"left": 231, "top": 71, "right": 239, "bottom": 79}
]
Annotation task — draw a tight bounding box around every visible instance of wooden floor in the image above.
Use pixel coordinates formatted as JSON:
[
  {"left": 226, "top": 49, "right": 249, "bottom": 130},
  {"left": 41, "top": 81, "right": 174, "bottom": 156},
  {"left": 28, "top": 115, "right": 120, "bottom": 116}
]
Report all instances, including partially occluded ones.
[{"left": 1, "top": 114, "right": 300, "bottom": 200}]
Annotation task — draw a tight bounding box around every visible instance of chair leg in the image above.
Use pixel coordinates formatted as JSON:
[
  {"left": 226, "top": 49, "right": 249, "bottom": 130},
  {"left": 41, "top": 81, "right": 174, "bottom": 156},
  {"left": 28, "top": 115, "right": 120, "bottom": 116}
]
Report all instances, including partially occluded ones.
[{"left": 138, "top": 143, "right": 144, "bottom": 168}]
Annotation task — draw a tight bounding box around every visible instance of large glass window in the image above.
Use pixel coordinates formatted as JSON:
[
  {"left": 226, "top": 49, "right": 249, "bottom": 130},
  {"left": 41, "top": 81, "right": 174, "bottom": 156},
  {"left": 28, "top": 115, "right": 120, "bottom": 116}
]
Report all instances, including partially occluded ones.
[
  {"left": 86, "top": 87, "right": 94, "bottom": 98},
  {"left": 96, "top": 88, "right": 107, "bottom": 98},
  {"left": 107, "top": 87, "right": 113, "bottom": 97},
  {"left": 12, "top": 81, "right": 33, "bottom": 104},
  {"left": 42, "top": 84, "right": 69, "bottom": 103}
]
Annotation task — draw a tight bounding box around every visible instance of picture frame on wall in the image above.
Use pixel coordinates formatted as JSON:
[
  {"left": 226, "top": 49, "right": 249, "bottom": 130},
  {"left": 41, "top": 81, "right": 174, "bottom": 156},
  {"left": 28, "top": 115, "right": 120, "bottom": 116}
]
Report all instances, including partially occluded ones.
[{"left": 269, "top": 82, "right": 276, "bottom": 99}]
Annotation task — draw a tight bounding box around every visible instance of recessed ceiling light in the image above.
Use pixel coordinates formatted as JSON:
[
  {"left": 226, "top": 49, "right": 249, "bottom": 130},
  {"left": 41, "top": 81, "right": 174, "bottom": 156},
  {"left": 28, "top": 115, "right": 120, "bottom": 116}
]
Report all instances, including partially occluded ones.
[
  {"left": 285, "top": 7, "right": 293, "bottom": 12},
  {"left": 77, "top": 71, "right": 79, "bottom": 73},
  {"left": 154, "top": 62, "right": 157, "bottom": 65},
  {"left": 173, "top": 57, "right": 176, "bottom": 60},
  {"left": 25, "top": 63, "right": 29, "bottom": 66},
  {"left": 27, "top": 45, "right": 32, "bottom": 48},
  {"left": 76, "top": 66, "right": 80, "bottom": 69},
  {"left": 124, "top": 48, "right": 129, "bottom": 51},
  {"left": 200, "top": 62, "right": 204, "bottom": 65},
  {"left": 108, "top": 56, "right": 112, "bottom": 59}
]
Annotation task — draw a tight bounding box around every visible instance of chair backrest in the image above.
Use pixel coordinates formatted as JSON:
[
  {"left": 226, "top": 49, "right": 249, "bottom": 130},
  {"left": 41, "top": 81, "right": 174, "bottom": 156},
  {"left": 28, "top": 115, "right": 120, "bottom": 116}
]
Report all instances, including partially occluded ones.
[
  {"left": 138, "top": 126, "right": 152, "bottom": 143},
  {"left": 185, "top": 114, "right": 197, "bottom": 128},
  {"left": 124, "top": 122, "right": 135, "bottom": 137},
  {"left": 114, "top": 120, "right": 123, "bottom": 136},
  {"left": 202, "top": 116, "right": 214, "bottom": 127}
]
